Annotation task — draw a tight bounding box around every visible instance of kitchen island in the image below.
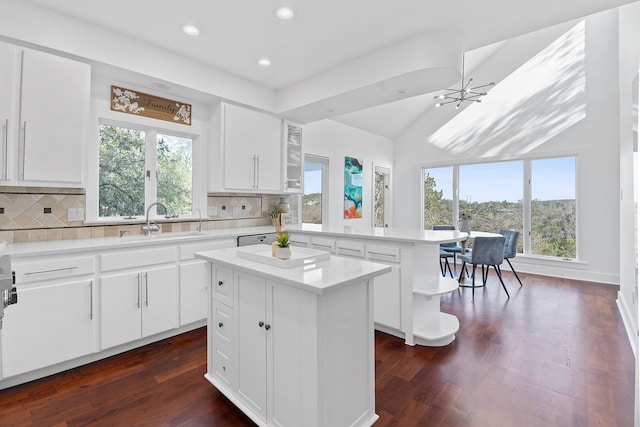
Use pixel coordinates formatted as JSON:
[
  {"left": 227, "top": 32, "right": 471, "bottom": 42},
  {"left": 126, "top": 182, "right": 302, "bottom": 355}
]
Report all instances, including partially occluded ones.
[
  {"left": 196, "top": 245, "right": 390, "bottom": 427},
  {"left": 285, "top": 224, "right": 469, "bottom": 347}
]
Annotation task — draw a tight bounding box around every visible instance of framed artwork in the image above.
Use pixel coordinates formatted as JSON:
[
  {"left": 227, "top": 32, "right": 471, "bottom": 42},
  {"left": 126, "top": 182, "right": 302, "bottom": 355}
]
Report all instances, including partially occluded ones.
[{"left": 344, "top": 156, "right": 363, "bottom": 219}]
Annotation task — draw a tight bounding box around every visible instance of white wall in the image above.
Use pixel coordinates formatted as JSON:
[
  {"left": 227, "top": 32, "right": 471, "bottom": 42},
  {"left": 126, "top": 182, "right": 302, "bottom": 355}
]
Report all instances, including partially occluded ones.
[
  {"left": 303, "top": 120, "right": 393, "bottom": 227},
  {"left": 393, "top": 9, "right": 623, "bottom": 284}
]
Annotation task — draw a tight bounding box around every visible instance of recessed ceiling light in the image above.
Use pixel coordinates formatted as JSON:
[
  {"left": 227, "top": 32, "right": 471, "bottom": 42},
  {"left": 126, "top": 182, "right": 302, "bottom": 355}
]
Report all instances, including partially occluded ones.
[
  {"left": 276, "top": 6, "right": 294, "bottom": 20},
  {"left": 182, "top": 24, "right": 200, "bottom": 36},
  {"left": 258, "top": 58, "right": 272, "bottom": 67}
]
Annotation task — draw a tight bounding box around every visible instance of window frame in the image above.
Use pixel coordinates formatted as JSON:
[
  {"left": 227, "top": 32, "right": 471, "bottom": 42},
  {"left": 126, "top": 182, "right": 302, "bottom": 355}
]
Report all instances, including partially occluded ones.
[
  {"left": 422, "top": 155, "right": 578, "bottom": 261},
  {"left": 301, "top": 154, "right": 329, "bottom": 225},
  {"left": 88, "top": 117, "right": 204, "bottom": 223}
]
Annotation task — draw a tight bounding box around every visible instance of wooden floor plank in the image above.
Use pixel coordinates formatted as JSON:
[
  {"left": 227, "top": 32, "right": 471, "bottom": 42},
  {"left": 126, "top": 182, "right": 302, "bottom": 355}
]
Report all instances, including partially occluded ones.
[{"left": 0, "top": 272, "right": 634, "bottom": 426}]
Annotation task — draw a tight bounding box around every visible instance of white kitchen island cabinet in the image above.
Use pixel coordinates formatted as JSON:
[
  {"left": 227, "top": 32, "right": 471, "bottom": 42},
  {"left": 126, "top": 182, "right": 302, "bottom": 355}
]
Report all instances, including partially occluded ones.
[{"left": 196, "top": 246, "right": 391, "bottom": 427}]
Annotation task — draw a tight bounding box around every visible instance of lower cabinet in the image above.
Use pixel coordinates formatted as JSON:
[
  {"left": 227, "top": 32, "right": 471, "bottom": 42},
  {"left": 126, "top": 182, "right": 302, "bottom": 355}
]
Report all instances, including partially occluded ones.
[
  {"left": 210, "top": 267, "right": 375, "bottom": 426},
  {"left": 100, "top": 265, "right": 178, "bottom": 349},
  {"left": 1, "top": 279, "right": 95, "bottom": 378},
  {"left": 179, "top": 260, "right": 208, "bottom": 325},
  {"left": 235, "top": 270, "right": 319, "bottom": 424}
]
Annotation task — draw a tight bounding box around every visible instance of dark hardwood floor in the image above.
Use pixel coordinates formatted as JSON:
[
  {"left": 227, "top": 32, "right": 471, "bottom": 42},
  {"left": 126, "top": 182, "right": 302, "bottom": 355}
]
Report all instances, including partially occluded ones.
[{"left": 0, "top": 271, "right": 634, "bottom": 426}]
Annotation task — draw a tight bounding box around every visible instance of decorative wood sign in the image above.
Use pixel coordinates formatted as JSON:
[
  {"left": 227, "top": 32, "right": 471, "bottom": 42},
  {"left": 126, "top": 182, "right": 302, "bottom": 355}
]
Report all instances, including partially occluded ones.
[{"left": 110, "top": 85, "right": 191, "bottom": 125}]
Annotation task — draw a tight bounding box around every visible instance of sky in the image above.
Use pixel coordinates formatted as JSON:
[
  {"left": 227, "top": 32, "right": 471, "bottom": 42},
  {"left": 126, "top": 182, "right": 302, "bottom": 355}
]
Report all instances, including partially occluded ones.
[{"left": 426, "top": 157, "right": 576, "bottom": 203}]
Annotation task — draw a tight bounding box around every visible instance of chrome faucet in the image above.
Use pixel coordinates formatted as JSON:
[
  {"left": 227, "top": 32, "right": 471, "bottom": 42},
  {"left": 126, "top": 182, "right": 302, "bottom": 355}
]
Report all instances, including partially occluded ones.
[
  {"left": 194, "top": 208, "right": 202, "bottom": 232},
  {"left": 142, "top": 202, "right": 170, "bottom": 236}
]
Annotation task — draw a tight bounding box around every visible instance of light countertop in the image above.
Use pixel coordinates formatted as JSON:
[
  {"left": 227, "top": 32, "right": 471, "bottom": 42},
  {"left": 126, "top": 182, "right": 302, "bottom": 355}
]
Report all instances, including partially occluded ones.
[
  {"left": 6, "top": 224, "right": 468, "bottom": 258},
  {"left": 196, "top": 245, "right": 391, "bottom": 295},
  {"left": 284, "top": 224, "right": 468, "bottom": 244}
]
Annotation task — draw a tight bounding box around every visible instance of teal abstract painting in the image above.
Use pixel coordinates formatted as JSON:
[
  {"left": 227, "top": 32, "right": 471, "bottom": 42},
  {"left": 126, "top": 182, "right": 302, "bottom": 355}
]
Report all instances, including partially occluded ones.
[{"left": 344, "top": 156, "right": 363, "bottom": 219}]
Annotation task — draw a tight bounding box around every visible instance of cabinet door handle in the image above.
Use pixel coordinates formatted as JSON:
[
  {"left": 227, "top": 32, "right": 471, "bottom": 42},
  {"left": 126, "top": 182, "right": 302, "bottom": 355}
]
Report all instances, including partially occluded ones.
[
  {"left": 144, "top": 272, "right": 149, "bottom": 307},
  {"left": 2, "top": 118, "right": 7, "bottom": 180},
  {"left": 137, "top": 273, "right": 141, "bottom": 308},
  {"left": 24, "top": 266, "right": 78, "bottom": 275},
  {"left": 258, "top": 321, "right": 264, "bottom": 328},
  {"left": 218, "top": 280, "right": 224, "bottom": 286},
  {"left": 218, "top": 322, "right": 224, "bottom": 328},
  {"left": 255, "top": 156, "right": 260, "bottom": 190},
  {"left": 20, "top": 121, "right": 26, "bottom": 180},
  {"left": 89, "top": 281, "right": 93, "bottom": 320},
  {"left": 264, "top": 324, "right": 271, "bottom": 331}
]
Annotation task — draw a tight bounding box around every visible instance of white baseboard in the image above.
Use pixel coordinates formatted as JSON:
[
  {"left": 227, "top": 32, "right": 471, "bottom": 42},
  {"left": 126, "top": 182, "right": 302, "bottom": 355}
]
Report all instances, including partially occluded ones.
[{"left": 617, "top": 290, "right": 638, "bottom": 358}]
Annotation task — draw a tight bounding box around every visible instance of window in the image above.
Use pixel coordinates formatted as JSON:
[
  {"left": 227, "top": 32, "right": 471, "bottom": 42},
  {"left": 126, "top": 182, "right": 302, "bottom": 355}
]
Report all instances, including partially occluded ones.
[
  {"left": 374, "top": 166, "right": 391, "bottom": 228},
  {"left": 423, "top": 166, "right": 453, "bottom": 230},
  {"left": 531, "top": 157, "right": 576, "bottom": 258},
  {"left": 99, "top": 124, "right": 193, "bottom": 219},
  {"left": 302, "top": 155, "right": 329, "bottom": 224},
  {"left": 423, "top": 157, "right": 576, "bottom": 259},
  {"left": 459, "top": 161, "right": 523, "bottom": 249}
]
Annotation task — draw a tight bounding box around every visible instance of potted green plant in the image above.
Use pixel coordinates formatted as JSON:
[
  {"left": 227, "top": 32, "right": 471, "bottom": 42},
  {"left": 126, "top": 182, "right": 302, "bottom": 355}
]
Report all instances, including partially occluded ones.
[
  {"left": 275, "top": 232, "right": 291, "bottom": 260},
  {"left": 269, "top": 208, "right": 282, "bottom": 233}
]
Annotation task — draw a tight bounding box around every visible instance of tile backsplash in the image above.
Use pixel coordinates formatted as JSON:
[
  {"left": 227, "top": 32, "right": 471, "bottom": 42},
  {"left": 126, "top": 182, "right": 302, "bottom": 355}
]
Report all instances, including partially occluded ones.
[{"left": 0, "top": 186, "right": 296, "bottom": 244}]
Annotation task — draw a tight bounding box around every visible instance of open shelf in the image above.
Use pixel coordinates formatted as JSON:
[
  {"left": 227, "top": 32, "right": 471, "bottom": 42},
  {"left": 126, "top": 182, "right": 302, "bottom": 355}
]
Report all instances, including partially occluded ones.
[
  {"left": 413, "top": 312, "right": 459, "bottom": 345},
  {"left": 413, "top": 276, "right": 458, "bottom": 297}
]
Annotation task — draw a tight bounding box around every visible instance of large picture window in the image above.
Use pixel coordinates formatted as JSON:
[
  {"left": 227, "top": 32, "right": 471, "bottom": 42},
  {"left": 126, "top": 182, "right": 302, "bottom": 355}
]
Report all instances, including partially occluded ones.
[
  {"left": 423, "top": 157, "right": 576, "bottom": 259},
  {"left": 99, "top": 123, "right": 193, "bottom": 219}
]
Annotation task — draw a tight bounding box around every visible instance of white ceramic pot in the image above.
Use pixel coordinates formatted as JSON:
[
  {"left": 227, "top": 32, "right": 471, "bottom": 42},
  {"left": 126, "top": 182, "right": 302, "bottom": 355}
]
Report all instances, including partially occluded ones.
[{"left": 276, "top": 246, "right": 291, "bottom": 260}]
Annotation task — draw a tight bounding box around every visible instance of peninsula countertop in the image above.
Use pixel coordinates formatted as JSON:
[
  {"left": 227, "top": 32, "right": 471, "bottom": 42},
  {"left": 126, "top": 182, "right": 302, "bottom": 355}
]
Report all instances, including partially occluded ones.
[{"left": 284, "top": 224, "right": 468, "bottom": 244}]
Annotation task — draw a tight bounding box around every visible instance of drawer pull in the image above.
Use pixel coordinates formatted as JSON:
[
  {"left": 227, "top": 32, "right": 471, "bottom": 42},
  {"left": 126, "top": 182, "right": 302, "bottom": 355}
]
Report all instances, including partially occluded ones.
[
  {"left": 368, "top": 252, "right": 397, "bottom": 258},
  {"left": 265, "top": 324, "right": 271, "bottom": 331},
  {"left": 24, "top": 266, "right": 79, "bottom": 275},
  {"left": 218, "top": 322, "right": 224, "bottom": 328},
  {"left": 258, "top": 321, "right": 264, "bottom": 328},
  {"left": 218, "top": 281, "right": 224, "bottom": 286}
]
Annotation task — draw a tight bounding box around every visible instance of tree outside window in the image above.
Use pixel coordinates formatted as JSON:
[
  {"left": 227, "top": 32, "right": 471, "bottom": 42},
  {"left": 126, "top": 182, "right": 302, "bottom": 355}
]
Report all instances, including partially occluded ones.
[{"left": 99, "top": 124, "right": 193, "bottom": 218}]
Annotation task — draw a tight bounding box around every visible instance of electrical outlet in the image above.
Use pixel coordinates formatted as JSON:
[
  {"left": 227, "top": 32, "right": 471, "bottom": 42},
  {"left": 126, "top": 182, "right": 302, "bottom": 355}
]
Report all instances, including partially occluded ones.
[{"left": 67, "top": 208, "right": 84, "bottom": 221}]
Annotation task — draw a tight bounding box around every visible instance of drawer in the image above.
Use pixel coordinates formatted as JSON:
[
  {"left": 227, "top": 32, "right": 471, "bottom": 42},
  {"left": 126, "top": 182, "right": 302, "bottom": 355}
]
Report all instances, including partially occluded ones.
[
  {"left": 180, "top": 239, "right": 235, "bottom": 260},
  {"left": 213, "top": 301, "right": 234, "bottom": 349},
  {"left": 336, "top": 240, "right": 365, "bottom": 258},
  {"left": 310, "top": 237, "right": 335, "bottom": 253},
  {"left": 101, "top": 246, "right": 176, "bottom": 271},
  {"left": 366, "top": 245, "right": 401, "bottom": 263},
  {"left": 14, "top": 256, "right": 95, "bottom": 284},
  {"left": 213, "top": 266, "right": 234, "bottom": 307},
  {"left": 213, "top": 344, "right": 234, "bottom": 388},
  {"left": 288, "top": 234, "right": 310, "bottom": 248}
]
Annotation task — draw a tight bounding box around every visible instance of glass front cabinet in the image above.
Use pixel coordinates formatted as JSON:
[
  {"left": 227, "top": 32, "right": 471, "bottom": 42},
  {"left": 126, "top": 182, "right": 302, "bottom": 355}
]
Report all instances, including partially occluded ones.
[{"left": 282, "top": 121, "right": 303, "bottom": 193}]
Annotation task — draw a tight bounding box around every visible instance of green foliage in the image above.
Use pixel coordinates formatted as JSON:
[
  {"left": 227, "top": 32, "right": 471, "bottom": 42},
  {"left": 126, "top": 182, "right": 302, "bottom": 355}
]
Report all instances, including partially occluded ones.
[
  {"left": 98, "top": 126, "right": 193, "bottom": 218},
  {"left": 302, "top": 193, "right": 322, "bottom": 224},
  {"left": 98, "top": 125, "right": 145, "bottom": 217},
  {"left": 276, "top": 232, "right": 290, "bottom": 248},
  {"left": 423, "top": 173, "right": 575, "bottom": 258}
]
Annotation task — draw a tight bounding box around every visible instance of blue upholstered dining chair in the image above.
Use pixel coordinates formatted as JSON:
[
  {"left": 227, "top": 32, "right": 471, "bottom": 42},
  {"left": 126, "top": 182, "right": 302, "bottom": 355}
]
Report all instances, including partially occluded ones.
[
  {"left": 432, "top": 225, "right": 466, "bottom": 268},
  {"left": 457, "top": 236, "right": 509, "bottom": 299},
  {"left": 499, "top": 229, "right": 523, "bottom": 286},
  {"left": 440, "top": 249, "right": 453, "bottom": 278}
]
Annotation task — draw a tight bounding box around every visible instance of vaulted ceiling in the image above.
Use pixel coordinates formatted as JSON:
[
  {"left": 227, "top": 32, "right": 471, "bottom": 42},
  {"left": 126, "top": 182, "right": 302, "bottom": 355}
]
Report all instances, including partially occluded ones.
[{"left": 12, "top": 0, "right": 639, "bottom": 138}]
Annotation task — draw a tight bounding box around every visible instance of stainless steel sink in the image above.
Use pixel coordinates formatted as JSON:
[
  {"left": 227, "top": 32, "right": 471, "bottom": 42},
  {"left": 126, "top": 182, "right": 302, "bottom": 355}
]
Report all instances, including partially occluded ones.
[{"left": 121, "top": 231, "right": 206, "bottom": 242}]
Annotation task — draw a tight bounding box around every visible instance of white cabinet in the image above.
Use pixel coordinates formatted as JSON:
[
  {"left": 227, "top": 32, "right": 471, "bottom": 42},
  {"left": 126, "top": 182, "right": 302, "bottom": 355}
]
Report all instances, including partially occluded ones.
[
  {"left": 282, "top": 121, "right": 303, "bottom": 193},
  {"left": 100, "top": 246, "right": 179, "bottom": 350},
  {"left": 207, "top": 264, "right": 377, "bottom": 427},
  {"left": 0, "top": 42, "right": 19, "bottom": 182},
  {"left": 1, "top": 277, "right": 95, "bottom": 378},
  {"left": 366, "top": 245, "right": 402, "bottom": 330},
  {"left": 209, "top": 102, "right": 281, "bottom": 192},
  {"left": 0, "top": 42, "right": 90, "bottom": 186},
  {"left": 179, "top": 239, "right": 235, "bottom": 326}
]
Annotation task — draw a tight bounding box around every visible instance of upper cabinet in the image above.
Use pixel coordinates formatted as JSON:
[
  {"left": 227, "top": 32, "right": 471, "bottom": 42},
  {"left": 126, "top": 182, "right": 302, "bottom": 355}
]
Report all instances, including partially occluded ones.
[
  {"left": 0, "top": 42, "right": 90, "bottom": 187},
  {"left": 282, "top": 121, "right": 303, "bottom": 193},
  {"left": 208, "top": 102, "right": 281, "bottom": 193}
]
